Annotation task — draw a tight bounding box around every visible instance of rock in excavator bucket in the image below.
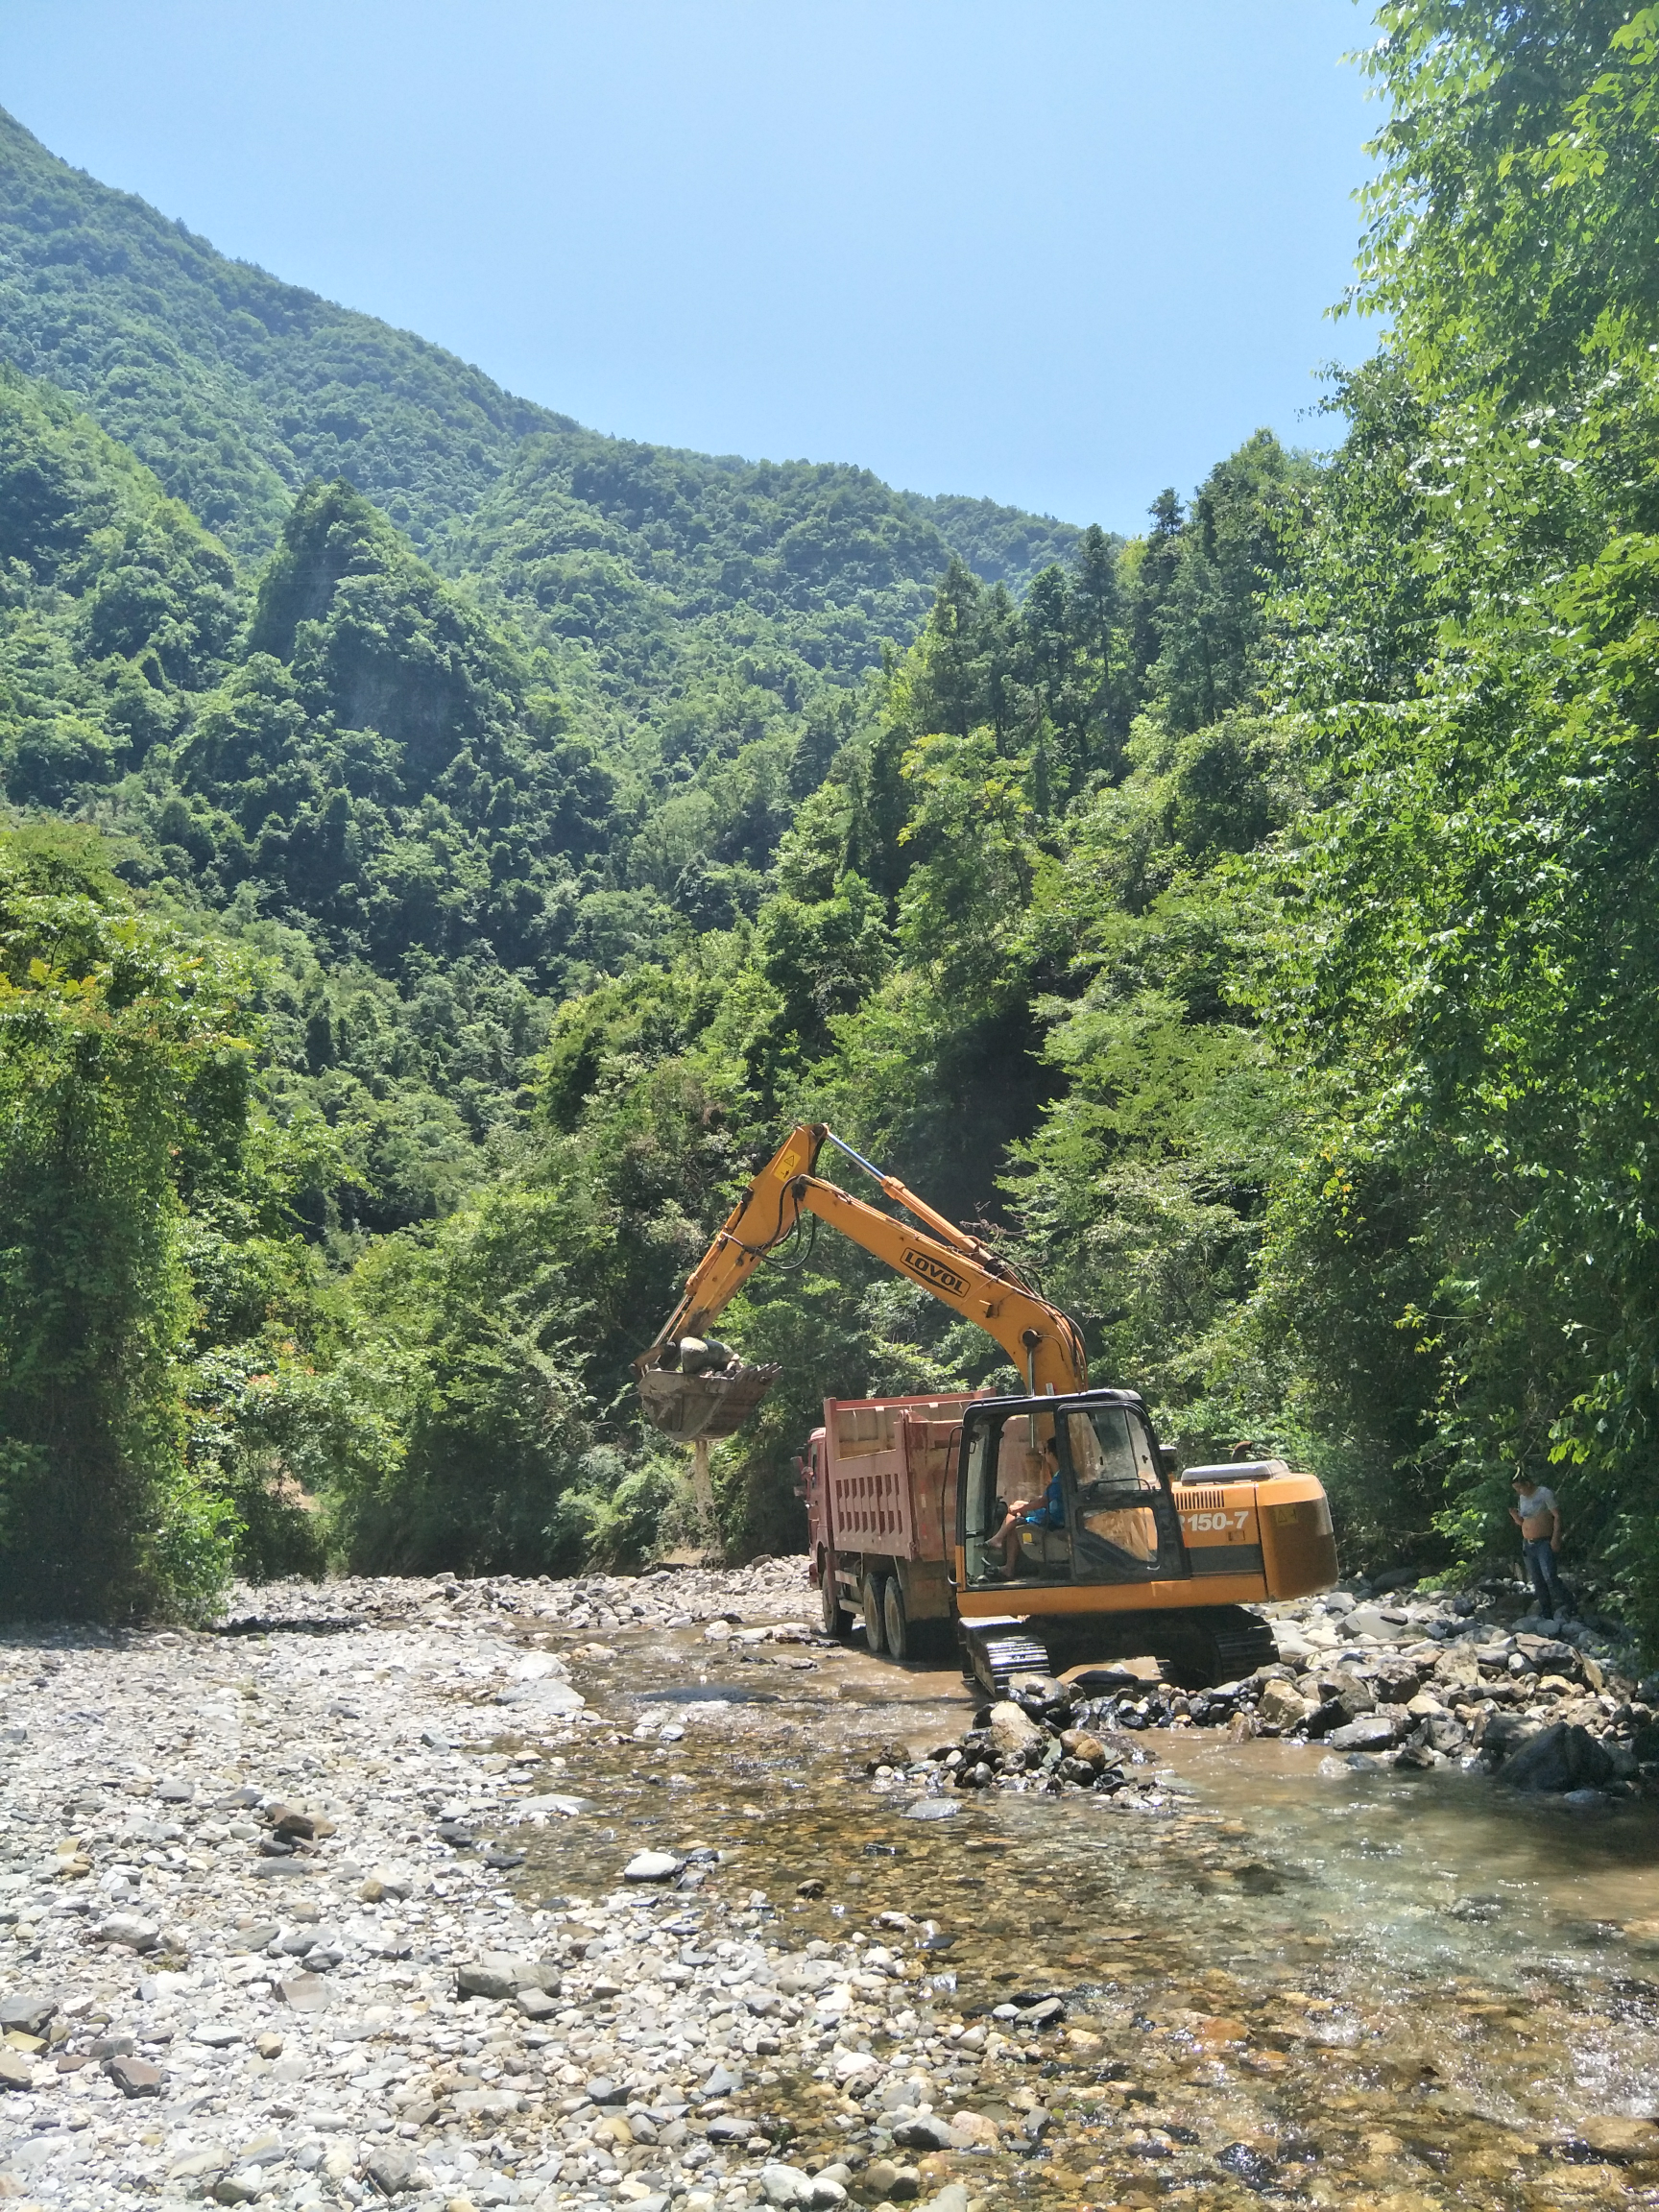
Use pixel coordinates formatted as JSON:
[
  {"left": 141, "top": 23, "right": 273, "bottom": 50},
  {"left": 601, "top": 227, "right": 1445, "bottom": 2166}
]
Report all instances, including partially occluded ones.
[{"left": 637, "top": 1362, "right": 781, "bottom": 1443}]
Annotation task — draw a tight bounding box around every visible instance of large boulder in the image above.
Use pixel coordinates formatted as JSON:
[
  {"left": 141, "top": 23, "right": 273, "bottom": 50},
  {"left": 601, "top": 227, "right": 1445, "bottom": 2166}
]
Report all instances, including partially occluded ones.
[{"left": 1499, "top": 1721, "right": 1614, "bottom": 1793}]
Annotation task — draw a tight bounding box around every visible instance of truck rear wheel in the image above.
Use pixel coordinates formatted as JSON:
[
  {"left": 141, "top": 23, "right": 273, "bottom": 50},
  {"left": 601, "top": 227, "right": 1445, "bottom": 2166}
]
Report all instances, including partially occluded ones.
[
  {"left": 881, "top": 1577, "right": 910, "bottom": 1661},
  {"left": 861, "top": 1571, "right": 887, "bottom": 1655}
]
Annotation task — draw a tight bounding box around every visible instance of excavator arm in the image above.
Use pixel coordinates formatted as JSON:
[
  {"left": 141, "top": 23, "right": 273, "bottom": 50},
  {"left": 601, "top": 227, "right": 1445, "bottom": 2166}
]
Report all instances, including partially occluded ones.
[{"left": 637, "top": 1125, "right": 1086, "bottom": 1438}]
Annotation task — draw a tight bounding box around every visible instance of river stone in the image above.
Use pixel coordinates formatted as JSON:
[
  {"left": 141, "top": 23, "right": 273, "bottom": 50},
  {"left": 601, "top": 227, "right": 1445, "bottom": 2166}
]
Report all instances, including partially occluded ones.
[
  {"left": 1257, "top": 1679, "right": 1314, "bottom": 1730},
  {"left": 1345, "top": 1605, "right": 1408, "bottom": 1642},
  {"left": 988, "top": 1700, "right": 1044, "bottom": 1758},
  {"left": 0, "top": 1992, "right": 59, "bottom": 2036},
  {"left": 210, "top": 2174, "right": 263, "bottom": 2206},
  {"left": 365, "top": 2145, "right": 428, "bottom": 2195},
  {"left": 0, "top": 2050, "right": 32, "bottom": 2091},
  {"left": 776, "top": 1958, "right": 837, "bottom": 1995},
  {"left": 107, "top": 2052, "right": 164, "bottom": 2096},
  {"left": 760, "top": 2163, "right": 812, "bottom": 2206},
  {"left": 457, "top": 1951, "right": 557, "bottom": 2000},
  {"left": 277, "top": 1973, "right": 334, "bottom": 2011},
  {"left": 95, "top": 1911, "right": 161, "bottom": 1951},
  {"left": 1573, "top": 2117, "right": 1659, "bottom": 2161},
  {"left": 831, "top": 2047, "right": 880, "bottom": 2084},
  {"left": 902, "top": 1797, "right": 959, "bottom": 1819},
  {"left": 497, "top": 1677, "right": 586, "bottom": 1715},
  {"left": 453, "top": 2085, "right": 522, "bottom": 2117},
  {"left": 861, "top": 2160, "right": 912, "bottom": 2200},
  {"left": 950, "top": 2109, "right": 1000, "bottom": 2148},
  {"left": 892, "top": 2114, "right": 960, "bottom": 2151},
  {"left": 623, "top": 1850, "right": 682, "bottom": 1882},
  {"left": 1501, "top": 1721, "right": 1614, "bottom": 1793},
  {"left": 1327, "top": 1714, "right": 1400, "bottom": 1752},
  {"left": 168, "top": 2146, "right": 230, "bottom": 2181}
]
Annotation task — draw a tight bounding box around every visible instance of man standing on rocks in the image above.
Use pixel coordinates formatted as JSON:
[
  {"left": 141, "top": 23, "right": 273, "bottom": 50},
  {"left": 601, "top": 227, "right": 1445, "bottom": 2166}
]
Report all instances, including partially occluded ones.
[{"left": 1510, "top": 1473, "right": 1573, "bottom": 1619}]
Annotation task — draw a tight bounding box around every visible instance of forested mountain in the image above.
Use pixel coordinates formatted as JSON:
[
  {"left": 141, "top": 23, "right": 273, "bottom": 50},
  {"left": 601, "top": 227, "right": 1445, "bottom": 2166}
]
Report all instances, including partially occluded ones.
[{"left": 7, "top": 4, "right": 1659, "bottom": 1648}]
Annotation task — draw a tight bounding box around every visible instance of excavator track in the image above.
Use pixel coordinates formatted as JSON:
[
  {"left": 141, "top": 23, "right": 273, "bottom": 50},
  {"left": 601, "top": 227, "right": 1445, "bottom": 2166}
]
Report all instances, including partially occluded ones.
[
  {"left": 961, "top": 1622, "right": 1054, "bottom": 1699},
  {"left": 1170, "top": 1604, "right": 1280, "bottom": 1689}
]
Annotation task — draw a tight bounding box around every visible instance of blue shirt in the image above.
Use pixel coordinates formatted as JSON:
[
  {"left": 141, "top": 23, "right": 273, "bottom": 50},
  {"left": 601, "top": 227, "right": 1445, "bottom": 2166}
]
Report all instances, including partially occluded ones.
[{"left": 1023, "top": 1473, "right": 1065, "bottom": 1529}]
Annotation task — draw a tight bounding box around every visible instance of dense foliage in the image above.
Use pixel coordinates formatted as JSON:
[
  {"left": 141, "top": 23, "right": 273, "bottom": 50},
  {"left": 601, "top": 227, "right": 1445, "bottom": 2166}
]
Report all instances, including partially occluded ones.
[{"left": 6, "top": 7, "right": 1659, "bottom": 1645}]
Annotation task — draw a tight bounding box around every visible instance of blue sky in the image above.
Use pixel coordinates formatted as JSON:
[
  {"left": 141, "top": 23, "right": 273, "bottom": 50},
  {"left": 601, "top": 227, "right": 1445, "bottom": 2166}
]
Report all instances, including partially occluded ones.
[{"left": 5, "top": 1, "right": 1380, "bottom": 535}]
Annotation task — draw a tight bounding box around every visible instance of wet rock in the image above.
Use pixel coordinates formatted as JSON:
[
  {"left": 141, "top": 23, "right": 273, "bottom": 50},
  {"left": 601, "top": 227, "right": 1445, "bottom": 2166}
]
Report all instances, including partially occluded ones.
[
  {"left": 1215, "top": 2141, "right": 1279, "bottom": 2191},
  {"left": 863, "top": 2157, "right": 920, "bottom": 2200},
  {"left": 987, "top": 1701, "right": 1044, "bottom": 1759},
  {"left": 1058, "top": 1727, "right": 1108, "bottom": 1767},
  {"left": 1570, "top": 2117, "right": 1659, "bottom": 2162},
  {"left": 1500, "top": 1721, "right": 1614, "bottom": 1792},
  {"left": 1327, "top": 1714, "right": 1401, "bottom": 1752}
]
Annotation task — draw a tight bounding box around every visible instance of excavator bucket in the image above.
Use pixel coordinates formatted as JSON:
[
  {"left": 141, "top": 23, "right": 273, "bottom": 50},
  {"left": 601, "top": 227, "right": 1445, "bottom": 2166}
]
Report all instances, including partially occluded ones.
[{"left": 637, "top": 1361, "right": 781, "bottom": 1443}]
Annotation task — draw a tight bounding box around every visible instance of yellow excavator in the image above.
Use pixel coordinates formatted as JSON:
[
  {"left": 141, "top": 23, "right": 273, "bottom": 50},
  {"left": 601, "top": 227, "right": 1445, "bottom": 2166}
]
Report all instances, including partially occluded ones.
[{"left": 636, "top": 1123, "right": 1336, "bottom": 1692}]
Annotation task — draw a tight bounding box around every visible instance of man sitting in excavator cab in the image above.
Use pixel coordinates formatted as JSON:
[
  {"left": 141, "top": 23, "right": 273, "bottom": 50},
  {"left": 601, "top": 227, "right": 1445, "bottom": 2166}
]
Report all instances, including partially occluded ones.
[
  {"left": 969, "top": 1401, "right": 1167, "bottom": 1586},
  {"left": 985, "top": 1433, "right": 1065, "bottom": 1574}
]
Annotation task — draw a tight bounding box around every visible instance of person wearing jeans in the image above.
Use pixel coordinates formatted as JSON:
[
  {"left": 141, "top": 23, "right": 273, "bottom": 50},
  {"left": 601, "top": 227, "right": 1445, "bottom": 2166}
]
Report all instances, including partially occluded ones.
[{"left": 1510, "top": 1475, "right": 1573, "bottom": 1619}]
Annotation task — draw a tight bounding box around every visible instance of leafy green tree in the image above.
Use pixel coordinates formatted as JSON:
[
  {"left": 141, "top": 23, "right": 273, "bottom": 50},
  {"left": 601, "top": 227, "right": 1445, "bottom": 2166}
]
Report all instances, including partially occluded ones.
[{"left": 0, "top": 828, "right": 247, "bottom": 1616}]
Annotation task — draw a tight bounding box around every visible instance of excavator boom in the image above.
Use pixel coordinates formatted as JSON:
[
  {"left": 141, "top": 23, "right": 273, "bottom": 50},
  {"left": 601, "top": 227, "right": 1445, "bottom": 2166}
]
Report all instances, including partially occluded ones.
[{"left": 636, "top": 1124, "right": 1086, "bottom": 1439}]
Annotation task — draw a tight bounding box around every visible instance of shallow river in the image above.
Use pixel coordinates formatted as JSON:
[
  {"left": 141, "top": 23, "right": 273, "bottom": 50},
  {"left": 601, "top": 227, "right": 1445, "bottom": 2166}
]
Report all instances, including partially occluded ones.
[{"left": 514, "top": 1627, "right": 1659, "bottom": 2207}]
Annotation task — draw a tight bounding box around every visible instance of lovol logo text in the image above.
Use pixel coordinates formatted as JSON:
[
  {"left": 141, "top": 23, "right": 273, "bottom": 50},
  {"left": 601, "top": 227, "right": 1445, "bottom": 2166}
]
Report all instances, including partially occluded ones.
[{"left": 904, "top": 1248, "right": 967, "bottom": 1297}]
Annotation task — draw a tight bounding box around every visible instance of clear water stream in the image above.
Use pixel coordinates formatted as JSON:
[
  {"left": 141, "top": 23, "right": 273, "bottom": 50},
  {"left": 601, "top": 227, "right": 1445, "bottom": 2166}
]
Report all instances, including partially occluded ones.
[{"left": 508, "top": 1625, "right": 1659, "bottom": 2205}]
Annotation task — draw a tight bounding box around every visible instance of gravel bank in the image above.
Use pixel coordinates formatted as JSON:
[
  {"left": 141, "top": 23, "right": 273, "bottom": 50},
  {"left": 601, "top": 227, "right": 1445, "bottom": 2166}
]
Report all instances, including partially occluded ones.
[{"left": 0, "top": 1561, "right": 936, "bottom": 2212}]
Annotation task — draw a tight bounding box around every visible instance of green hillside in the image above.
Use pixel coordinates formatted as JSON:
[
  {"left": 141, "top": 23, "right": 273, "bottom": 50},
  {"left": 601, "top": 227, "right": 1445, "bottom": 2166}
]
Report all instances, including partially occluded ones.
[{"left": 7, "top": 6, "right": 1659, "bottom": 1652}]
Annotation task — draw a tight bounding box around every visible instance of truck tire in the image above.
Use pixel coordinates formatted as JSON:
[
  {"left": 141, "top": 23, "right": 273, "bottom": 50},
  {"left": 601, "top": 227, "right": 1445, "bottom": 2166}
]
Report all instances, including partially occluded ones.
[
  {"left": 861, "top": 1571, "right": 887, "bottom": 1655},
  {"left": 820, "top": 1557, "right": 852, "bottom": 1640},
  {"left": 882, "top": 1577, "right": 910, "bottom": 1661}
]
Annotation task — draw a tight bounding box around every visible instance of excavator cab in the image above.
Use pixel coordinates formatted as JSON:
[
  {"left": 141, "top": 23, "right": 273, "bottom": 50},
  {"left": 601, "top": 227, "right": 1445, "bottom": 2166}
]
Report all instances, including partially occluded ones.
[{"left": 960, "top": 1390, "right": 1188, "bottom": 1591}]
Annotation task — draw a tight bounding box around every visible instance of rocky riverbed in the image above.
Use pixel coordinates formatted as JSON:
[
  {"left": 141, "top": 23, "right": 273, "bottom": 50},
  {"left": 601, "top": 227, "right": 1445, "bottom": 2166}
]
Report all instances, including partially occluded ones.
[
  {"left": 5, "top": 1565, "right": 1659, "bottom": 2212},
  {"left": 922, "top": 1580, "right": 1654, "bottom": 1804}
]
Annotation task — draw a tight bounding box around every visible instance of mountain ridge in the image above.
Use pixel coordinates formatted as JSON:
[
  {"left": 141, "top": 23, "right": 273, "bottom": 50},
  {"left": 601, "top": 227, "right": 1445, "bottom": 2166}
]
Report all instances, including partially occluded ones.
[{"left": 0, "top": 103, "right": 1081, "bottom": 589}]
